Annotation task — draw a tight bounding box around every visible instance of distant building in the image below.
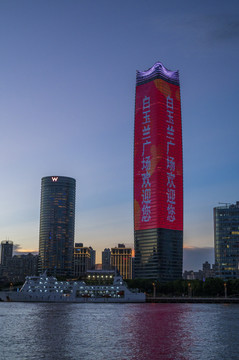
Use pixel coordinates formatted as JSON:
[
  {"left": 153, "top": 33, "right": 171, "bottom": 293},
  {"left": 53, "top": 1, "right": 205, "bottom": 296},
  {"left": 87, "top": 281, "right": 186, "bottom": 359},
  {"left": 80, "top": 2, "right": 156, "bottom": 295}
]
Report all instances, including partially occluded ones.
[
  {"left": 183, "top": 270, "right": 203, "bottom": 281},
  {"left": 214, "top": 202, "right": 239, "bottom": 279},
  {"left": 1, "top": 240, "right": 13, "bottom": 268},
  {"left": 111, "top": 244, "right": 132, "bottom": 279},
  {"left": 38, "top": 176, "right": 76, "bottom": 277},
  {"left": 202, "top": 261, "right": 214, "bottom": 278},
  {"left": 89, "top": 247, "right": 96, "bottom": 270},
  {"left": 183, "top": 261, "right": 215, "bottom": 281},
  {"left": 73, "top": 243, "right": 95, "bottom": 277},
  {"left": 102, "top": 248, "right": 111, "bottom": 270}
]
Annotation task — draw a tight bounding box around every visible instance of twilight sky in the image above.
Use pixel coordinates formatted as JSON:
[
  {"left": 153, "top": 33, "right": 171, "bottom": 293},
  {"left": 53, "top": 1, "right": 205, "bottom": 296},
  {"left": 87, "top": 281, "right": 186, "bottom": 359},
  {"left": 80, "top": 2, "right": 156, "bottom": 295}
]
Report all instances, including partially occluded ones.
[{"left": 1, "top": 0, "right": 239, "bottom": 270}]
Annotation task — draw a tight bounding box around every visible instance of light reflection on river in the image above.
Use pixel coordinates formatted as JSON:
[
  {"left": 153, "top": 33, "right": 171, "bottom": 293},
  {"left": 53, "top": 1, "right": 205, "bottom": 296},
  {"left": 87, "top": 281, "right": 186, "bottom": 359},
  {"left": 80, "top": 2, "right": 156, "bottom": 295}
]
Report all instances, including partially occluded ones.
[{"left": 1, "top": 303, "right": 239, "bottom": 359}]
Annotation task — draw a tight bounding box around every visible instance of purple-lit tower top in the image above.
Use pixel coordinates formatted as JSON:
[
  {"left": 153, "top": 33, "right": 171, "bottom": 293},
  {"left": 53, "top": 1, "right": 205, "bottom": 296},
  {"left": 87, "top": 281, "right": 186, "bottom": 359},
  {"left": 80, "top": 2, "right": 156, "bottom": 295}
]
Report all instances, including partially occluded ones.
[{"left": 136, "top": 62, "right": 179, "bottom": 86}]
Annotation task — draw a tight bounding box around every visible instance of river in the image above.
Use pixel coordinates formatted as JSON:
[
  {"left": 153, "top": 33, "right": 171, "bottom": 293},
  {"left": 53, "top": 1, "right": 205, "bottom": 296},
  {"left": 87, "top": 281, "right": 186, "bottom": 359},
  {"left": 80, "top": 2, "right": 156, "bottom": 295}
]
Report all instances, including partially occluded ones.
[{"left": 1, "top": 303, "right": 239, "bottom": 359}]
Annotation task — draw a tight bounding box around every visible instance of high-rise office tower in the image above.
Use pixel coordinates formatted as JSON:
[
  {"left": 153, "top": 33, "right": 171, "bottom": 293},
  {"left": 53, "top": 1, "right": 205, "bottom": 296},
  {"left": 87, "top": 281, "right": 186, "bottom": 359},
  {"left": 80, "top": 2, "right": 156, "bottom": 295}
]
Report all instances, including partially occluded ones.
[
  {"left": 214, "top": 202, "right": 239, "bottom": 279},
  {"left": 39, "top": 176, "right": 76, "bottom": 276},
  {"left": 1, "top": 240, "right": 13, "bottom": 268},
  {"left": 134, "top": 62, "right": 183, "bottom": 281}
]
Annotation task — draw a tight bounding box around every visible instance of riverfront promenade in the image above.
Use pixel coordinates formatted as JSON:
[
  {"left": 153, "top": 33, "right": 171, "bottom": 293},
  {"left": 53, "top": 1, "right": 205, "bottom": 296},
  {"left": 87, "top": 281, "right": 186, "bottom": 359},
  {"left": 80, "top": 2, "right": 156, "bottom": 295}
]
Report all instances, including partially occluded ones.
[{"left": 146, "top": 296, "right": 239, "bottom": 304}]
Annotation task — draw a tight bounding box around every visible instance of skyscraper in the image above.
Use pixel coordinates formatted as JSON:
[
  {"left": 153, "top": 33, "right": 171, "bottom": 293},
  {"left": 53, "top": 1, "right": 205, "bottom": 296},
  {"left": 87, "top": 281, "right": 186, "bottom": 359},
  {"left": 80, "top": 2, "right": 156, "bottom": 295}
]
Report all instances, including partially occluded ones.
[
  {"left": 214, "top": 202, "right": 239, "bottom": 279},
  {"left": 134, "top": 62, "right": 183, "bottom": 281},
  {"left": 39, "top": 176, "right": 76, "bottom": 276}
]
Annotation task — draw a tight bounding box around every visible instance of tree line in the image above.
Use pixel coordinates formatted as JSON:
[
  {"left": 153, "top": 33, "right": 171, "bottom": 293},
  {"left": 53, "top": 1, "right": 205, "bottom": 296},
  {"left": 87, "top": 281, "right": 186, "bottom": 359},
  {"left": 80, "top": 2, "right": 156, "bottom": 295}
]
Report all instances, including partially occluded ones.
[{"left": 125, "top": 278, "right": 239, "bottom": 297}]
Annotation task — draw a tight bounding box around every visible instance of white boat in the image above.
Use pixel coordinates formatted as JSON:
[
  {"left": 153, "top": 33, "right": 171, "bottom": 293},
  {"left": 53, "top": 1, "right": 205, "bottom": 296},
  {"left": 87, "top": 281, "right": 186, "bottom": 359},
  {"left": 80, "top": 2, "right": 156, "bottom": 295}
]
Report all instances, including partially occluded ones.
[{"left": 0, "top": 272, "right": 145, "bottom": 303}]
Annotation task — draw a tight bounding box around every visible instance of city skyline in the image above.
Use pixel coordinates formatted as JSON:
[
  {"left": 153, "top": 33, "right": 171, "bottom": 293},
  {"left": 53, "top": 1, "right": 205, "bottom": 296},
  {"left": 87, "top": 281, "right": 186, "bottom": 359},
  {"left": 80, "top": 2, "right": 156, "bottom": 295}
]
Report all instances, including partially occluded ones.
[{"left": 1, "top": 1, "right": 239, "bottom": 270}]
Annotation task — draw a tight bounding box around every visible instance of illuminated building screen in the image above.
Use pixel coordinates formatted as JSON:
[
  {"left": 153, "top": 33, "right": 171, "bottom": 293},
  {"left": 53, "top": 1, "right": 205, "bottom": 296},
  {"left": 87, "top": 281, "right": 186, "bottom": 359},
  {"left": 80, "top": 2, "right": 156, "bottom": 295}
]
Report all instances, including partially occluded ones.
[{"left": 134, "top": 63, "right": 183, "bottom": 231}]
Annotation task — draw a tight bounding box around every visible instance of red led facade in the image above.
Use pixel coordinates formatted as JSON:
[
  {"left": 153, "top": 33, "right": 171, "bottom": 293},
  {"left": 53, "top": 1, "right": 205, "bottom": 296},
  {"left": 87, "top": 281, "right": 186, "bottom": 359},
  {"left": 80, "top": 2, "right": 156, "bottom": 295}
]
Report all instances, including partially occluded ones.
[{"left": 134, "top": 73, "right": 183, "bottom": 231}]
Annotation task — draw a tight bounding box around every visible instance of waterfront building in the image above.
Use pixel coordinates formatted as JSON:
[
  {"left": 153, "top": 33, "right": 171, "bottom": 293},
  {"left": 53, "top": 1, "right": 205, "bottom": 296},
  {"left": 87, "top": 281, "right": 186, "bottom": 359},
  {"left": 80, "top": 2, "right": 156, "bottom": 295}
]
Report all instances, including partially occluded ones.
[
  {"left": 214, "top": 202, "right": 239, "bottom": 279},
  {"left": 1, "top": 240, "right": 13, "bottom": 268},
  {"left": 134, "top": 62, "right": 183, "bottom": 281},
  {"left": 39, "top": 176, "right": 76, "bottom": 277},
  {"left": 73, "top": 243, "right": 95, "bottom": 277},
  {"left": 102, "top": 248, "right": 111, "bottom": 270},
  {"left": 7, "top": 253, "right": 39, "bottom": 283},
  {"left": 111, "top": 244, "right": 132, "bottom": 279}
]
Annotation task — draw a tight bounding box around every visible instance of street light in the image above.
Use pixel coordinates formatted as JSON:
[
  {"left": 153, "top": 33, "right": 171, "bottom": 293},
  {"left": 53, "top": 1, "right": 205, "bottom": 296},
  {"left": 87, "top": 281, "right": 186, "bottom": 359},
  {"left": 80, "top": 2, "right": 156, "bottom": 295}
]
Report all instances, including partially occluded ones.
[
  {"left": 224, "top": 282, "right": 227, "bottom": 298},
  {"left": 152, "top": 282, "right": 156, "bottom": 299}
]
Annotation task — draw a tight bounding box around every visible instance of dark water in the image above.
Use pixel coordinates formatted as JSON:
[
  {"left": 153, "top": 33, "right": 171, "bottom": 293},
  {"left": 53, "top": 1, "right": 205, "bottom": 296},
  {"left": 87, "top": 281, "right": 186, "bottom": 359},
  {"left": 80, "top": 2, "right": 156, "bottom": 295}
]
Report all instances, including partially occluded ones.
[{"left": 1, "top": 303, "right": 239, "bottom": 360}]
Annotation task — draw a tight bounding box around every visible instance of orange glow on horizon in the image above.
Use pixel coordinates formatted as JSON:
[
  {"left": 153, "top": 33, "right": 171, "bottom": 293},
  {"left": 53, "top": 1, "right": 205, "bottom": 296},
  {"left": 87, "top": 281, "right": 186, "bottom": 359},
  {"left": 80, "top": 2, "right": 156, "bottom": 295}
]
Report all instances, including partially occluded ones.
[
  {"left": 15, "top": 249, "right": 38, "bottom": 254},
  {"left": 183, "top": 245, "right": 213, "bottom": 250},
  {"left": 183, "top": 245, "right": 196, "bottom": 249}
]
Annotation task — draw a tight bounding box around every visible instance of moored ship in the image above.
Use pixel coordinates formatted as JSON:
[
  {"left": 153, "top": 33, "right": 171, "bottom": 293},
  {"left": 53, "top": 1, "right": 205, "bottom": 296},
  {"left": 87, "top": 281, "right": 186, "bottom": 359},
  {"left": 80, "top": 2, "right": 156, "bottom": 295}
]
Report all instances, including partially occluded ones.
[{"left": 0, "top": 272, "right": 145, "bottom": 303}]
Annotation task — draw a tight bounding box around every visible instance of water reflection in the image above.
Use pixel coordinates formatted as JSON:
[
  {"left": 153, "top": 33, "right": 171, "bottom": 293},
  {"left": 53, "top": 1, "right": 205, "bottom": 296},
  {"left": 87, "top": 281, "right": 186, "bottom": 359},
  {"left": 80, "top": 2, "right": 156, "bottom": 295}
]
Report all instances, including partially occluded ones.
[
  {"left": 124, "top": 304, "right": 192, "bottom": 359},
  {"left": 29, "top": 304, "right": 74, "bottom": 359},
  {"left": 1, "top": 303, "right": 239, "bottom": 359}
]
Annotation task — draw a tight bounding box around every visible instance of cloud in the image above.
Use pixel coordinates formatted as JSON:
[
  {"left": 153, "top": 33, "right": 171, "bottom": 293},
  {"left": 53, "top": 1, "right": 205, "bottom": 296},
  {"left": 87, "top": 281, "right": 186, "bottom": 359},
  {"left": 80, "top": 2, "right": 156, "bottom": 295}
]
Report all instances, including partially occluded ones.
[
  {"left": 210, "top": 19, "right": 239, "bottom": 42},
  {"left": 13, "top": 244, "right": 22, "bottom": 252},
  {"left": 156, "top": 12, "right": 239, "bottom": 47},
  {"left": 190, "top": 14, "right": 239, "bottom": 44},
  {"left": 13, "top": 244, "right": 38, "bottom": 255}
]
